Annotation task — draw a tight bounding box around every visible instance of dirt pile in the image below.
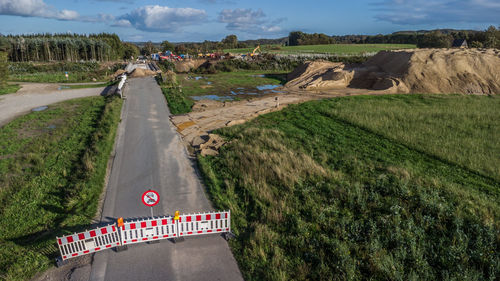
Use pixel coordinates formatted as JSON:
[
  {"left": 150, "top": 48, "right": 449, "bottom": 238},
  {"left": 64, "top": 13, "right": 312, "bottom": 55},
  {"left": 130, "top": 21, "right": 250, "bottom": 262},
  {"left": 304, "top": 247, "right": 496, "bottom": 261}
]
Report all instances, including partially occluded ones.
[
  {"left": 113, "top": 69, "right": 127, "bottom": 78},
  {"left": 285, "top": 48, "right": 500, "bottom": 95},
  {"left": 175, "top": 59, "right": 207, "bottom": 73},
  {"left": 129, "top": 68, "right": 157, "bottom": 78}
]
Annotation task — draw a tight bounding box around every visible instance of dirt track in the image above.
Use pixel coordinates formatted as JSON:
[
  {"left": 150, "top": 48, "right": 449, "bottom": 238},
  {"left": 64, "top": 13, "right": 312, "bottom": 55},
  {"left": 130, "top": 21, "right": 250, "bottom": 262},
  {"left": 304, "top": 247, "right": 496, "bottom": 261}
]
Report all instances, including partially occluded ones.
[
  {"left": 171, "top": 88, "right": 389, "bottom": 152},
  {"left": 0, "top": 83, "right": 109, "bottom": 127}
]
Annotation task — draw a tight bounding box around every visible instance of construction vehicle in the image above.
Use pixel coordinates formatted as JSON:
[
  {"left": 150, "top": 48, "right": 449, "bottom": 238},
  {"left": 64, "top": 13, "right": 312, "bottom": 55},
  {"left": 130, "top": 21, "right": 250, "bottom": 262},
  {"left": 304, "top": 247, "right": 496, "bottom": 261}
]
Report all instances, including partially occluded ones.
[{"left": 250, "top": 45, "right": 261, "bottom": 57}]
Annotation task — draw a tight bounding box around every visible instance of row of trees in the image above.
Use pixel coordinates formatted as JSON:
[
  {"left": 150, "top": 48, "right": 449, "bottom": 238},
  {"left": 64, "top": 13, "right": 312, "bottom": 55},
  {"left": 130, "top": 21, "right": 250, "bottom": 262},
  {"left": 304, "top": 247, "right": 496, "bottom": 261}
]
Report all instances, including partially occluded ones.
[
  {"left": 140, "top": 35, "right": 255, "bottom": 56},
  {"left": 4, "top": 33, "right": 139, "bottom": 62},
  {"left": 288, "top": 26, "right": 500, "bottom": 49},
  {"left": 0, "top": 37, "right": 9, "bottom": 88}
]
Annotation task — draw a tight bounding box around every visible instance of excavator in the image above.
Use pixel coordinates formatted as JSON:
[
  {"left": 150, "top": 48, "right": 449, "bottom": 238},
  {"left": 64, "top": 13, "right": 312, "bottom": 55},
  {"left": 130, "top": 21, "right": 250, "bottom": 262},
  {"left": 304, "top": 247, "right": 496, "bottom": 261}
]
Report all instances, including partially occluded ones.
[{"left": 250, "top": 45, "right": 261, "bottom": 57}]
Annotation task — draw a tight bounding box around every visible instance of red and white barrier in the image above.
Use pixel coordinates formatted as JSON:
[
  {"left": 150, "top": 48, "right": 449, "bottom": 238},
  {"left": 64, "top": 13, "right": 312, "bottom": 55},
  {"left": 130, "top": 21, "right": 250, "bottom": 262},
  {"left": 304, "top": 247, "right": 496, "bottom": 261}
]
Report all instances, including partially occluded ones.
[
  {"left": 57, "top": 224, "right": 121, "bottom": 261},
  {"left": 55, "top": 210, "right": 232, "bottom": 262},
  {"left": 120, "top": 216, "right": 178, "bottom": 245},
  {"left": 177, "top": 211, "right": 230, "bottom": 238}
]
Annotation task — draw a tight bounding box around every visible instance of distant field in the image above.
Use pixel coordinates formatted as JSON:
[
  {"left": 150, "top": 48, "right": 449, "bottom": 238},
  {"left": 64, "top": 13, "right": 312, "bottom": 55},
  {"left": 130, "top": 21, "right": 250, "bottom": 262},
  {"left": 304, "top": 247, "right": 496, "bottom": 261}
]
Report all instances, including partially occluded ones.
[
  {"left": 199, "top": 94, "right": 499, "bottom": 280},
  {"left": 0, "top": 96, "right": 122, "bottom": 280},
  {"left": 224, "top": 44, "right": 416, "bottom": 55}
]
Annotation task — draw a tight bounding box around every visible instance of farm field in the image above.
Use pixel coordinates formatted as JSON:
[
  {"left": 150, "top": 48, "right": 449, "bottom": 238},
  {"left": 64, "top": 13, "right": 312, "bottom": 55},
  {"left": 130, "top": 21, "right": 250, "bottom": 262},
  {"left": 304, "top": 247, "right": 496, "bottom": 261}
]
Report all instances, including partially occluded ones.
[
  {"left": 224, "top": 43, "right": 416, "bottom": 55},
  {"left": 198, "top": 94, "right": 500, "bottom": 280},
  {"left": 0, "top": 96, "right": 122, "bottom": 280}
]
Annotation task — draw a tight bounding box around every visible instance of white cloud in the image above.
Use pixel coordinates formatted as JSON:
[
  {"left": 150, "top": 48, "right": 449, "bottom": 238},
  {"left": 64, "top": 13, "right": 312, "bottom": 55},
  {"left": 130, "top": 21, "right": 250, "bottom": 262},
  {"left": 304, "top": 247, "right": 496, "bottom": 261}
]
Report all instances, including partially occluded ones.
[
  {"left": 112, "top": 19, "right": 132, "bottom": 27},
  {"left": 118, "top": 5, "right": 207, "bottom": 32},
  {"left": 218, "top": 8, "right": 285, "bottom": 34},
  {"left": 373, "top": 0, "right": 500, "bottom": 25},
  {"left": 0, "top": 0, "right": 80, "bottom": 20}
]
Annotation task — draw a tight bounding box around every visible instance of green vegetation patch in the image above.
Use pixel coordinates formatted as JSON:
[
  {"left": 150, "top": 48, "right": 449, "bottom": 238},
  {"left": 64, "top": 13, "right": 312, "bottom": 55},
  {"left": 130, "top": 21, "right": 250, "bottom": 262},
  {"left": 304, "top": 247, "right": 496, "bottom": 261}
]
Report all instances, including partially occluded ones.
[
  {"left": 199, "top": 94, "right": 499, "bottom": 281},
  {"left": 224, "top": 44, "right": 416, "bottom": 55},
  {"left": 0, "top": 96, "right": 123, "bottom": 280},
  {"left": 64, "top": 80, "right": 118, "bottom": 90},
  {"left": 8, "top": 62, "right": 123, "bottom": 83},
  {"left": 180, "top": 71, "right": 284, "bottom": 97},
  {"left": 0, "top": 84, "right": 20, "bottom": 95}
]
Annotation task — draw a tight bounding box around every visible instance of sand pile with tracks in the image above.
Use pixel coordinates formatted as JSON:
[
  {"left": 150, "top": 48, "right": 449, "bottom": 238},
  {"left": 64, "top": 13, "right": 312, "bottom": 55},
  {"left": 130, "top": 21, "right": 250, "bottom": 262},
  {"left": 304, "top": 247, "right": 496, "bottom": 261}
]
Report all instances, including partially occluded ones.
[
  {"left": 129, "top": 68, "right": 157, "bottom": 78},
  {"left": 285, "top": 48, "right": 500, "bottom": 95}
]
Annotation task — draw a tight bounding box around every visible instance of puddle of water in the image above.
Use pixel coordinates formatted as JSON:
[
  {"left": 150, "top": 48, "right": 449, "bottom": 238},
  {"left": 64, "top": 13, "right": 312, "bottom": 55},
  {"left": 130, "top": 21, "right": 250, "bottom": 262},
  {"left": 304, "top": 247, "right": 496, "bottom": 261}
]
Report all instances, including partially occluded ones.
[
  {"left": 32, "top": 106, "right": 48, "bottom": 112},
  {"left": 194, "top": 76, "right": 205, "bottom": 80},
  {"left": 58, "top": 86, "right": 70, "bottom": 90},
  {"left": 256, "top": 84, "right": 280, "bottom": 91},
  {"left": 207, "top": 82, "right": 212, "bottom": 85},
  {"left": 192, "top": 95, "right": 234, "bottom": 101},
  {"left": 251, "top": 74, "right": 266, "bottom": 78},
  {"left": 47, "top": 125, "right": 57, "bottom": 129}
]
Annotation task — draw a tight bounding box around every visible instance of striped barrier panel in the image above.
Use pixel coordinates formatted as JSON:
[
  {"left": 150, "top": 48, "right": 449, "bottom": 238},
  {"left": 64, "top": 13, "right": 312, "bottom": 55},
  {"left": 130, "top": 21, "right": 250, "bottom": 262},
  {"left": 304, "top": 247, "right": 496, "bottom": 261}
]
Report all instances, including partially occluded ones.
[
  {"left": 56, "top": 224, "right": 121, "bottom": 261},
  {"left": 177, "top": 210, "right": 230, "bottom": 238},
  {"left": 120, "top": 216, "right": 178, "bottom": 245}
]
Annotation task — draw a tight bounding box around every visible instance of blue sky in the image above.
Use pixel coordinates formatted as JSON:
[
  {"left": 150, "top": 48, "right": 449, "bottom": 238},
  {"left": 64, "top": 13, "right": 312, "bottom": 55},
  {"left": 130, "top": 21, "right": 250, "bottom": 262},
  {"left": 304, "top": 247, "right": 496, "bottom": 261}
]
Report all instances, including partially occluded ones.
[{"left": 0, "top": 0, "right": 498, "bottom": 42}]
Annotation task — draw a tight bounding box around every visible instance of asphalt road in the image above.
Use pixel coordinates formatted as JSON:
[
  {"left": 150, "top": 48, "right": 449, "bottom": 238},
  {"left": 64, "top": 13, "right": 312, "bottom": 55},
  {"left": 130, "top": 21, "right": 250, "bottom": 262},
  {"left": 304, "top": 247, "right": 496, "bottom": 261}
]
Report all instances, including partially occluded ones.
[
  {"left": 0, "top": 84, "right": 106, "bottom": 127},
  {"left": 88, "top": 76, "right": 242, "bottom": 281}
]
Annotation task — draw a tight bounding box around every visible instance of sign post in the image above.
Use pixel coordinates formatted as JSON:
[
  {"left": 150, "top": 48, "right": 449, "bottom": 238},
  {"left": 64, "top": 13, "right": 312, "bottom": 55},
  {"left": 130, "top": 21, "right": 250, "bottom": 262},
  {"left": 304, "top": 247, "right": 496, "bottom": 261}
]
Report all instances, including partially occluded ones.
[{"left": 141, "top": 190, "right": 160, "bottom": 218}]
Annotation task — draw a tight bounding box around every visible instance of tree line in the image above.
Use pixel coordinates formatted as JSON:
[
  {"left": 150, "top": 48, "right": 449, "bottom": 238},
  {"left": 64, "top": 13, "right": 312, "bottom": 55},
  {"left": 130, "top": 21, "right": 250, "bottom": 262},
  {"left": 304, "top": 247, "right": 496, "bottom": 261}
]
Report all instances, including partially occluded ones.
[
  {"left": 288, "top": 26, "right": 500, "bottom": 48},
  {"left": 0, "top": 36, "right": 9, "bottom": 88},
  {"left": 4, "top": 33, "right": 139, "bottom": 62}
]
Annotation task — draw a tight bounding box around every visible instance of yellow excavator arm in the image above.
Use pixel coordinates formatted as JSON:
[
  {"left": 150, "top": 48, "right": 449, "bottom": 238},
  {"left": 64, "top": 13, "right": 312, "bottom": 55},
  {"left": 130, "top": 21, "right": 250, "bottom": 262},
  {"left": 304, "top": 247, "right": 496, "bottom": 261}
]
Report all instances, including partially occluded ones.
[{"left": 251, "top": 45, "right": 261, "bottom": 56}]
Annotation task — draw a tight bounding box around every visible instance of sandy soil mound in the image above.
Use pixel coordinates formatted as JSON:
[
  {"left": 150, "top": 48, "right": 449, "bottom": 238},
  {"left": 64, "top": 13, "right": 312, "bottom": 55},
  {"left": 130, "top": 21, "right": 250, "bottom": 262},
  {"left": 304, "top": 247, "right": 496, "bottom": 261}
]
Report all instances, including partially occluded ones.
[
  {"left": 285, "top": 49, "right": 500, "bottom": 95},
  {"left": 129, "top": 68, "right": 157, "bottom": 78},
  {"left": 113, "top": 69, "right": 127, "bottom": 78},
  {"left": 175, "top": 59, "right": 207, "bottom": 73}
]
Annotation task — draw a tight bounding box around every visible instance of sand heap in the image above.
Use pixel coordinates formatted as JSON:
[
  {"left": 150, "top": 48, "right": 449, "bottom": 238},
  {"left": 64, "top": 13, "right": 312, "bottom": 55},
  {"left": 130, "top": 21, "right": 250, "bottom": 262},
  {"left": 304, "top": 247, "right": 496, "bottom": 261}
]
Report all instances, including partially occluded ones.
[
  {"left": 175, "top": 59, "right": 207, "bottom": 73},
  {"left": 129, "top": 68, "right": 157, "bottom": 78},
  {"left": 285, "top": 48, "right": 500, "bottom": 95}
]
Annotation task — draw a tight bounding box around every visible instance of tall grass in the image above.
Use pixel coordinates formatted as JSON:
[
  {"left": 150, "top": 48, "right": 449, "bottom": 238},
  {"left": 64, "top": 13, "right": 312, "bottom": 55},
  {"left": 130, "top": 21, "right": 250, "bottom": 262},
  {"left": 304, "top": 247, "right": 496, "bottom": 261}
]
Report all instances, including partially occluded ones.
[
  {"left": 327, "top": 94, "right": 500, "bottom": 181},
  {"left": 198, "top": 94, "right": 499, "bottom": 281},
  {"left": 0, "top": 96, "right": 122, "bottom": 280}
]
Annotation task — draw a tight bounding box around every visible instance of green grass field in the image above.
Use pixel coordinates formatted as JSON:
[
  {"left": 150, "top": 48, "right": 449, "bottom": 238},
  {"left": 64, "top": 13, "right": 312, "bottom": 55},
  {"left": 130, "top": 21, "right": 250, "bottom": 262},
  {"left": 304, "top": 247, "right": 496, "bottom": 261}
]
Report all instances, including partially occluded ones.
[
  {"left": 0, "top": 84, "right": 20, "bottom": 95},
  {"left": 0, "top": 96, "right": 122, "bottom": 280},
  {"left": 198, "top": 94, "right": 499, "bottom": 280},
  {"left": 9, "top": 72, "right": 108, "bottom": 83},
  {"left": 224, "top": 44, "right": 416, "bottom": 55},
  {"left": 180, "top": 71, "right": 284, "bottom": 97},
  {"left": 159, "top": 71, "right": 285, "bottom": 115}
]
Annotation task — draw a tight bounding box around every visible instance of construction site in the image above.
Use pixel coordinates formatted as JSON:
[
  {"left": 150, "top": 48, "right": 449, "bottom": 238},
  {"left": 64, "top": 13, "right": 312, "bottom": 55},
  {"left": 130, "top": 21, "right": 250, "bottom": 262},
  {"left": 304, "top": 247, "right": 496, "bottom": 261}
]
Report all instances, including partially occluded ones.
[{"left": 1, "top": 3, "right": 499, "bottom": 279}]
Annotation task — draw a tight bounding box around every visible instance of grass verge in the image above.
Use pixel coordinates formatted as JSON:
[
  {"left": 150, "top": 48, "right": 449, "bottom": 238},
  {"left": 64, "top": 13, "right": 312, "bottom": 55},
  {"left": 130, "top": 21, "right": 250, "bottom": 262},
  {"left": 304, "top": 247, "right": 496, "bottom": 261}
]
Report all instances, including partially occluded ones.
[
  {"left": 198, "top": 94, "right": 499, "bottom": 281},
  {"left": 0, "top": 95, "right": 123, "bottom": 280},
  {"left": 0, "top": 84, "right": 20, "bottom": 96},
  {"left": 64, "top": 80, "right": 118, "bottom": 90}
]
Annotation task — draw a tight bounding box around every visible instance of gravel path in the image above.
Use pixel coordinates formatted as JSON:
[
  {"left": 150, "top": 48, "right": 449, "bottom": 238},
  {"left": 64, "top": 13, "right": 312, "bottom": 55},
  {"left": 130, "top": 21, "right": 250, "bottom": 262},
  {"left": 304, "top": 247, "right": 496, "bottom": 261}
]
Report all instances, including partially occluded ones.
[{"left": 0, "top": 83, "right": 109, "bottom": 127}]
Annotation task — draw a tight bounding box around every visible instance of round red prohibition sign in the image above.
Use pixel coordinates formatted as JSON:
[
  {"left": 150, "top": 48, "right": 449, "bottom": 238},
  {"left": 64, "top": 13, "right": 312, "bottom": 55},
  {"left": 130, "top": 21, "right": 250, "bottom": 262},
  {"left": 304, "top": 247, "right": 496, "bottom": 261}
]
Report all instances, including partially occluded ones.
[{"left": 142, "top": 190, "right": 160, "bottom": 207}]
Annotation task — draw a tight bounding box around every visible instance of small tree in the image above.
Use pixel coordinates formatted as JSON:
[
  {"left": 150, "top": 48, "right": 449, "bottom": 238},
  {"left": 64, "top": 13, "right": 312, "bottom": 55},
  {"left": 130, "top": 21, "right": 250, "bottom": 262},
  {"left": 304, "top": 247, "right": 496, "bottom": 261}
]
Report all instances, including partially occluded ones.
[
  {"left": 221, "top": 35, "right": 238, "bottom": 49},
  {"left": 123, "top": 42, "right": 140, "bottom": 60},
  {"left": 484, "top": 26, "right": 499, "bottom": 48},
  {"left": 161, "top": 40, "right": 175, "bottom": 52},
  {"left": 141, "top": 41, "right": 158, "bottom": 56}
]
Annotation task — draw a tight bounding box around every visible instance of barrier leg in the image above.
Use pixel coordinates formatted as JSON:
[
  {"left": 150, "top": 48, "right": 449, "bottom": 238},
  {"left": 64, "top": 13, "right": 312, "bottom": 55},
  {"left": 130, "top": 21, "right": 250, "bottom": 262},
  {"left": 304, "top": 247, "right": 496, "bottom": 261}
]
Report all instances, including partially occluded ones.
[
  {"left": 115, "top": 245, "right": 128, "bottom": 252},
  {"left": 55, "top": 257, "right": 68, "bottom": 268},
  {"left": 222, "top": 232, "right": 235, "bottom": 241}
]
